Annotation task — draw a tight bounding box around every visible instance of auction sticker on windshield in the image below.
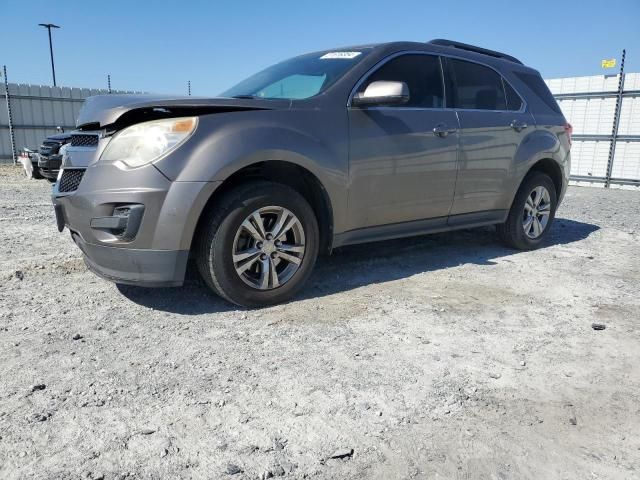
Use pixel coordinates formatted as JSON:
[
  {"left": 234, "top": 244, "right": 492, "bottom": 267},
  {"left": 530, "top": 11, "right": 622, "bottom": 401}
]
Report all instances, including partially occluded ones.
[{"left": 320, "top": 52, "right": 362, "bottom": 59}]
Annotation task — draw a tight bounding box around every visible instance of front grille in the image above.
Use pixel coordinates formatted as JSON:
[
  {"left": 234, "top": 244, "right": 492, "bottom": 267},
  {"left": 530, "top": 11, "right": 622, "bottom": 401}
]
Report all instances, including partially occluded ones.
[
  {"left": 40, "top": 141, "right": 60, "bottom": 155},
  {"left": 71, "top": 134, "right": 99, "bottom": 147},
  {"left": 58, "top": 168, "right": 85, "bottom": 193}
]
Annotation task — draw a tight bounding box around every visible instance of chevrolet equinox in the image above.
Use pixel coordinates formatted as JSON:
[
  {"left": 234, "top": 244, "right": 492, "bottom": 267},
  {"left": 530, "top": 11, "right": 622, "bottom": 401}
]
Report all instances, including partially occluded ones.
[{"left": 53, "top": 40, "right": 571, "bottom": 307}]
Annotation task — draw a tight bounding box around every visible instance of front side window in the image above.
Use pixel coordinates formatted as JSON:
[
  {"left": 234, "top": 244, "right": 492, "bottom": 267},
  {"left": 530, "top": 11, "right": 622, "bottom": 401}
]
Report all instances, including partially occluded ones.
[
  {"left": 356, "top": 54, "right": 444, "bottom": 108},
  {"left": 220, "top": 50, "right": 370, "bottom": 100},
  {"left": 447, "top": 58, "right": 507, "bottom": 110}
]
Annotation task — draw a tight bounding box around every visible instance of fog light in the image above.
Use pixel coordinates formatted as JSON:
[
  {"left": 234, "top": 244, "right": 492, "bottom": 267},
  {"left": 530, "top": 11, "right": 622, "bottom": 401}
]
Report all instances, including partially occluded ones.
[
  {"left": 111, "top": 206, "right": 132, "bottom": 237},
  {"left": 90, "top": 204, "right": 144, "bottom": 241}
]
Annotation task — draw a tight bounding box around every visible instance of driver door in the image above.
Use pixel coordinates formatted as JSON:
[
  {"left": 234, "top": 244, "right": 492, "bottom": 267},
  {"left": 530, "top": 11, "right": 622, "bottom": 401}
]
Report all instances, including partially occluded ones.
[{"left": 347, "top": 54, "right": 459, "bottom": 230}]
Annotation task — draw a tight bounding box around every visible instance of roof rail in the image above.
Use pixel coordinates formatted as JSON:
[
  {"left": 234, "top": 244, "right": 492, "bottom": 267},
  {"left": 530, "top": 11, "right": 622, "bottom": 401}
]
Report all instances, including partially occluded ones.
[{"left": 428, "top": 39, "right": 523, "bottom": 65}]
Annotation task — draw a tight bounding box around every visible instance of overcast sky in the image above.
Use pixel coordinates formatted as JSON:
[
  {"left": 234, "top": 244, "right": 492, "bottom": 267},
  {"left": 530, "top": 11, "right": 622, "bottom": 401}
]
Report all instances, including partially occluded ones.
[{"left": 2, "top": 0, "right": 638, "bottom": 95}]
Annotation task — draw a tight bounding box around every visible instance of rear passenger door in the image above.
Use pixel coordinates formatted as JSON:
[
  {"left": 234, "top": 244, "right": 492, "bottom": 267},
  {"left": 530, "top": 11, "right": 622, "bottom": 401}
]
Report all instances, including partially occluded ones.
[{"left": 444, "top": 58, "right": 535, "bottom": 218}]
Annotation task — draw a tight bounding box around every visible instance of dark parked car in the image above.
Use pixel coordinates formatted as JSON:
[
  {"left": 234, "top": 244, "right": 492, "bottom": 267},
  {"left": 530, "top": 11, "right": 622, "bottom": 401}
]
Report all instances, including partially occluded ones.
[
  {"left": 53, "top": 40, "right": 571, "bottom": 307},
  {"left": 38, "top": 132, "right": 71, "bottom": 181}
]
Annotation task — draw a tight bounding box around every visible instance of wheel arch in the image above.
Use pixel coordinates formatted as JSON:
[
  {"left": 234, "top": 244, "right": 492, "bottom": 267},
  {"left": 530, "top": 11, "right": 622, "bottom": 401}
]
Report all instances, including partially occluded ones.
[
  {"left": 191, "top": 160, "right": 335, "bottom": 256},
  {"left": 512, "top": 127, "right": 568, "bottom": 203},
  {"left": 526, "top": 157, "right": 564, "bottom": 200}
]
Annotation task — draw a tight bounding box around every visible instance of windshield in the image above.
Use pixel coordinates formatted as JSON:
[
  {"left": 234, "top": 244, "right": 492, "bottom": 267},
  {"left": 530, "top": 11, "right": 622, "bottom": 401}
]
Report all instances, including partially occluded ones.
[{"left": 220, "top": 50, "right": 370, "bottom": 100}]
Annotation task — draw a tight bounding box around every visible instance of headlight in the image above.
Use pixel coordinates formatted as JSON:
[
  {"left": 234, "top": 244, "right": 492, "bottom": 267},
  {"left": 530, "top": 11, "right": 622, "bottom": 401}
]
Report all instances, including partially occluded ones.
[{"left": 100, "top": 117, "right": 198, "bottom": 168}]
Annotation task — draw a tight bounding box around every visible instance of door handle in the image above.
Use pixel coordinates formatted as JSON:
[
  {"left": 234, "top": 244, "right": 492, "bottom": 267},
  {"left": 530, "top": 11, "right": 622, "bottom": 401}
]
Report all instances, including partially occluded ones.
[
  {"left": 510, "top": 120, "right": 528, "bottom": 132},
  {"left": 433, "top": 124, "right": 457, "bottom": 138}
]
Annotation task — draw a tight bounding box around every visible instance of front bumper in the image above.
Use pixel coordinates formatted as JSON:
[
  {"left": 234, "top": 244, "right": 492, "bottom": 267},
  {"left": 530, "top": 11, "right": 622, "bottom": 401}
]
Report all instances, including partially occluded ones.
[
  {"left": 72, "top": 232, "right": 188, "bottom": 287},
  {"left": 53, "top": 161, "right": 220, "bottom": 287},
  {"left": 38, "top": 154, "right": 62, "bottom": 179}
]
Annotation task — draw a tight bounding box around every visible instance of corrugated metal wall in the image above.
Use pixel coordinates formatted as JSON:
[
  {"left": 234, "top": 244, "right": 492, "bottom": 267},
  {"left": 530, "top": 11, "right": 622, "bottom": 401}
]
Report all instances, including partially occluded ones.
[
  {"left": 546, "top": 73, "right": 640, "bottom": 187},
  {"left": 3, "top": 75, "right": 640, "bottom": 187},
  {"left": 1, "top": 83, "right": 138, "bottom": 162}
]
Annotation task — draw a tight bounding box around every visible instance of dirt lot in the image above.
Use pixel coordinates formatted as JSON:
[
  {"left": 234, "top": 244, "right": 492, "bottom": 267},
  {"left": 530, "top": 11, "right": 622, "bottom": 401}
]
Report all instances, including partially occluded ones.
[{"left": 1, "top": 164, "right": 639, "bottom": 480}]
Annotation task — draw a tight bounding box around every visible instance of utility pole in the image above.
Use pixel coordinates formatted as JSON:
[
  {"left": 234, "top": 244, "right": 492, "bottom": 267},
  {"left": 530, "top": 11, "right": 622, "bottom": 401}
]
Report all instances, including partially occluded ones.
[
  {"left": 38, "top": 23, "right": 60, "bottom": 86},
  {"left": 108, "top": 74, "right": 112, "bottom": 93},
  {"left": 3, "top": 65, "right": 17, "bottom": 165},
  {"left": 188, "top": 80, "right": 191, "bottom": 96}
]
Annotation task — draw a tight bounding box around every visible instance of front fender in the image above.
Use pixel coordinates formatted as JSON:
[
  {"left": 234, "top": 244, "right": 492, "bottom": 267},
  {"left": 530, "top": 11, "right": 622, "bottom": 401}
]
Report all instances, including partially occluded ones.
[{"left": 153, "top": 109, "right": 350, "bottom": 232}]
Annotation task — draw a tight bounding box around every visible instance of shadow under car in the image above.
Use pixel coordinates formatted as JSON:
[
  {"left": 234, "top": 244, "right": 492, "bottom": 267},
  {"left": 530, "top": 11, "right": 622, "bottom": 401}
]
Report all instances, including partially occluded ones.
[{"left": 116, "top": 218, "right": 599, "bottom": 314}]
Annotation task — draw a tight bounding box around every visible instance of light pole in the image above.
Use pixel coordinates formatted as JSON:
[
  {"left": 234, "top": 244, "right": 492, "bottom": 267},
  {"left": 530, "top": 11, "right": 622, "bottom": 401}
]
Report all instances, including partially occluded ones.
[{"left": 38, "top": 23, "right": 60, "bottom": 86}]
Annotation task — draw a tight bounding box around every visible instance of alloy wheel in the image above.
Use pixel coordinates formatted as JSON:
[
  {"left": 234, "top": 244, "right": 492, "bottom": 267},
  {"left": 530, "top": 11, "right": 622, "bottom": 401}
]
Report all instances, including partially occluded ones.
[
  {"left": 232, "top": 206, "right": 306, "bottom": 290},
  {"left": 523, "top": 186, "right": 551, "bottom": 239}
]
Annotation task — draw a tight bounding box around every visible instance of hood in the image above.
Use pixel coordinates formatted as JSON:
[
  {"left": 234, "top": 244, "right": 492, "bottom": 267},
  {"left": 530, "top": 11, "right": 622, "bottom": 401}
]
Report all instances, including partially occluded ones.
[
  {"left": 76, "top": 94, "right": 292, "bottom": 130},
  {"left": 44, "top": 133, "right": 71, "bottom": 142}
]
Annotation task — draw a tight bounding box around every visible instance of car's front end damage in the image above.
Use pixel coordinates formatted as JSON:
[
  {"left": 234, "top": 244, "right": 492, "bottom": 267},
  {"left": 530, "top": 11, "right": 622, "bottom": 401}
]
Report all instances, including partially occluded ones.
[
  {"left": 52, "top": 95, "right": 272, "bottom": 286},
  {"left": 54, "top": 158, "right": 219, "bottom": 286}
]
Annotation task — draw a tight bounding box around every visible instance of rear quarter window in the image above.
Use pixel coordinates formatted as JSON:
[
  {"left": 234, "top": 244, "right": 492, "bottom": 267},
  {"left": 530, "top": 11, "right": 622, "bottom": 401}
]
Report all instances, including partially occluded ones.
[
  {"left": 503, "top": 80, "right": 524, "bottom": 111},
  {"left": 513, "top": 71, "right": 561, "bottom": 114}
]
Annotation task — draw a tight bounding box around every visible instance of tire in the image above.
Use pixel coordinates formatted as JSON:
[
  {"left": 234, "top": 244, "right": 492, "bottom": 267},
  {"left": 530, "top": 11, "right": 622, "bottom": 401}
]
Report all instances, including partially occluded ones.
[
  {"left": 23, "top": 164, "right": 43, "bottom": 180},
  {"left": 497, "top": 172, "right": 557, "bottom": 250},
  {"left": 196, "top": 181, "right": 319, "bottom": 308}
]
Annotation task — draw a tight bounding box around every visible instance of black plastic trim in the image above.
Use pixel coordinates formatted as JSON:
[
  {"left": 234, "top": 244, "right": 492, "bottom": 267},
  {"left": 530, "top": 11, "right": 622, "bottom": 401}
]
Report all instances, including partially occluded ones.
[
  {"left": 333, "top": 210, "right": 508, "bottom": 248},
  {"left": 428, "top": 39, "right": 523, "bottom": 65},
  {"left": 72, "top": 233, "right": 188, "bottom": 287}
]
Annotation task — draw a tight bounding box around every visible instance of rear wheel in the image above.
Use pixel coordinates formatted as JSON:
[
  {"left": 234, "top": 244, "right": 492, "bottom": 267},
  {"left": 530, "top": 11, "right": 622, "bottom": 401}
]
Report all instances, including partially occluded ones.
[
  {"left": 497, "top": 172, "right": 557, "bottom": 250},
  {"left": 196, "top": 181, "right": 319, "bottom": 307}
]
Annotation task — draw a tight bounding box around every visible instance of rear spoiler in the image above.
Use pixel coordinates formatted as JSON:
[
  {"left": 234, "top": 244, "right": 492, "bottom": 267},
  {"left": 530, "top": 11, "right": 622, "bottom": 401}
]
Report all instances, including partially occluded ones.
[{"left": 428, "top": 39, "right": 524, "bottom": 65}]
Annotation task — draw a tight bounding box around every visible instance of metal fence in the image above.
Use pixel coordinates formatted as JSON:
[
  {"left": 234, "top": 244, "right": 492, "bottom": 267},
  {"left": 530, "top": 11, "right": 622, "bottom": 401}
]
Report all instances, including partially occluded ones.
[
  {"left": 1, "top": 67, "right": 138, "bottom": 163},
  {"left": 547, "top": 71, "right": 640, "bottom": 188},
  {"left": 2, "top": 66, "right": 640, "bottom": 187}
]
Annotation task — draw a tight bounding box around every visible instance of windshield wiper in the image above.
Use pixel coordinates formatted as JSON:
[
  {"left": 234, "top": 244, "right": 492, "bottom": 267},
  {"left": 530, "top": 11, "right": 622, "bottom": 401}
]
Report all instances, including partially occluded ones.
[{"left": 231, "top": 95, "right": 258, "bottom": 99}]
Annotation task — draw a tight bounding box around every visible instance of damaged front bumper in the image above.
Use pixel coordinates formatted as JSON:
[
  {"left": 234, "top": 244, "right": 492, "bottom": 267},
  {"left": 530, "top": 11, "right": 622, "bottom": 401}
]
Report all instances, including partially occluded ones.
[
  {"left": 72, "top": 232, "right": 189, "bottom": 287},
  {"left": 52, "top": 161, "right": 220, "bottom": 287}
]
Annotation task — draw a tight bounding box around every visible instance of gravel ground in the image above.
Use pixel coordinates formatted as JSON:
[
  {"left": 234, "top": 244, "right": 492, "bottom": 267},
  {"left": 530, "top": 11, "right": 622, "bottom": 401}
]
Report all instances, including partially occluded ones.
[{"left": 1, "top": 164, "right": 639, "bottom": 480}]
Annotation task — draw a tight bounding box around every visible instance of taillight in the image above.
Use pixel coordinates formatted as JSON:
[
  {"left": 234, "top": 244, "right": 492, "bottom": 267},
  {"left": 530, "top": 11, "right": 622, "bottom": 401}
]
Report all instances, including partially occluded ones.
[{"left": 564, "top": 122, "right": 573, "bottom": 146}]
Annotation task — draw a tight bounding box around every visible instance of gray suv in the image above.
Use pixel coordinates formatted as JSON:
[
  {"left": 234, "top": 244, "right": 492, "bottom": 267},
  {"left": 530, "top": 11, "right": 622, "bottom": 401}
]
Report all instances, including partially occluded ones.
[{"left": 53, "top": 40, "right": 571, "bottom": 307}]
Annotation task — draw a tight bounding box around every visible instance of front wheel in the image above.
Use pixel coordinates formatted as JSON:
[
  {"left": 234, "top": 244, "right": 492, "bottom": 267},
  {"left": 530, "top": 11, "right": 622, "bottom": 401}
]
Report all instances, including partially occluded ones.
[
  {"left": 196, "top": 181, "right": 319, "bottom": 308},
  {"left": 23, "top": 163, "right": 43, "bottom": 180},
  {"left": 497, "top": 172, "right": 557, "bottom": 250}
]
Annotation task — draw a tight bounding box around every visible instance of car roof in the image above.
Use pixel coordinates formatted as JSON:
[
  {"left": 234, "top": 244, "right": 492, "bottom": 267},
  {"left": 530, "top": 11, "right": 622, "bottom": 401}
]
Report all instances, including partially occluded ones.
[
  {"left": 289, "top": 41, "right": 535, "bottom": 74},
  {"left": 359, "top": 40, "right": 535, "bottom": 72}
]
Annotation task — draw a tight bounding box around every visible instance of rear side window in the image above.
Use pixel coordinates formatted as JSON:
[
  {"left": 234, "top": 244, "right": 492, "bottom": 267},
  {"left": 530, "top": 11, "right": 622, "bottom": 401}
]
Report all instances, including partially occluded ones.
[
  {"left": 514, "top": 71, "right": 561, "bottom": 114},
  {"left": 358, "top": 54, "right": 444, "bottom": 108},
  {"left": 447, "top": 58, "right": 507, "bottom": 110},
  {"left": 503, "top": 80, "right": 524, "bottom": 111}
]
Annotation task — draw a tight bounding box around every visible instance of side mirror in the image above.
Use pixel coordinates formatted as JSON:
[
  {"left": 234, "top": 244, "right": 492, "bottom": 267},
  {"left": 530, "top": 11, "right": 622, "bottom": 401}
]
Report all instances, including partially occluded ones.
[{"left": 352, "top": 81, "right": 410, "bottom": 107}]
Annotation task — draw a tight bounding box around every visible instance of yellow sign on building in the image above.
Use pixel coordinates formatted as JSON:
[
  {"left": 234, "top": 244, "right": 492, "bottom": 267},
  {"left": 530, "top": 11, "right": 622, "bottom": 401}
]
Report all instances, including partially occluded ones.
[{"left": 601, "top": 58, "right": 617, "bottom": 69}]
